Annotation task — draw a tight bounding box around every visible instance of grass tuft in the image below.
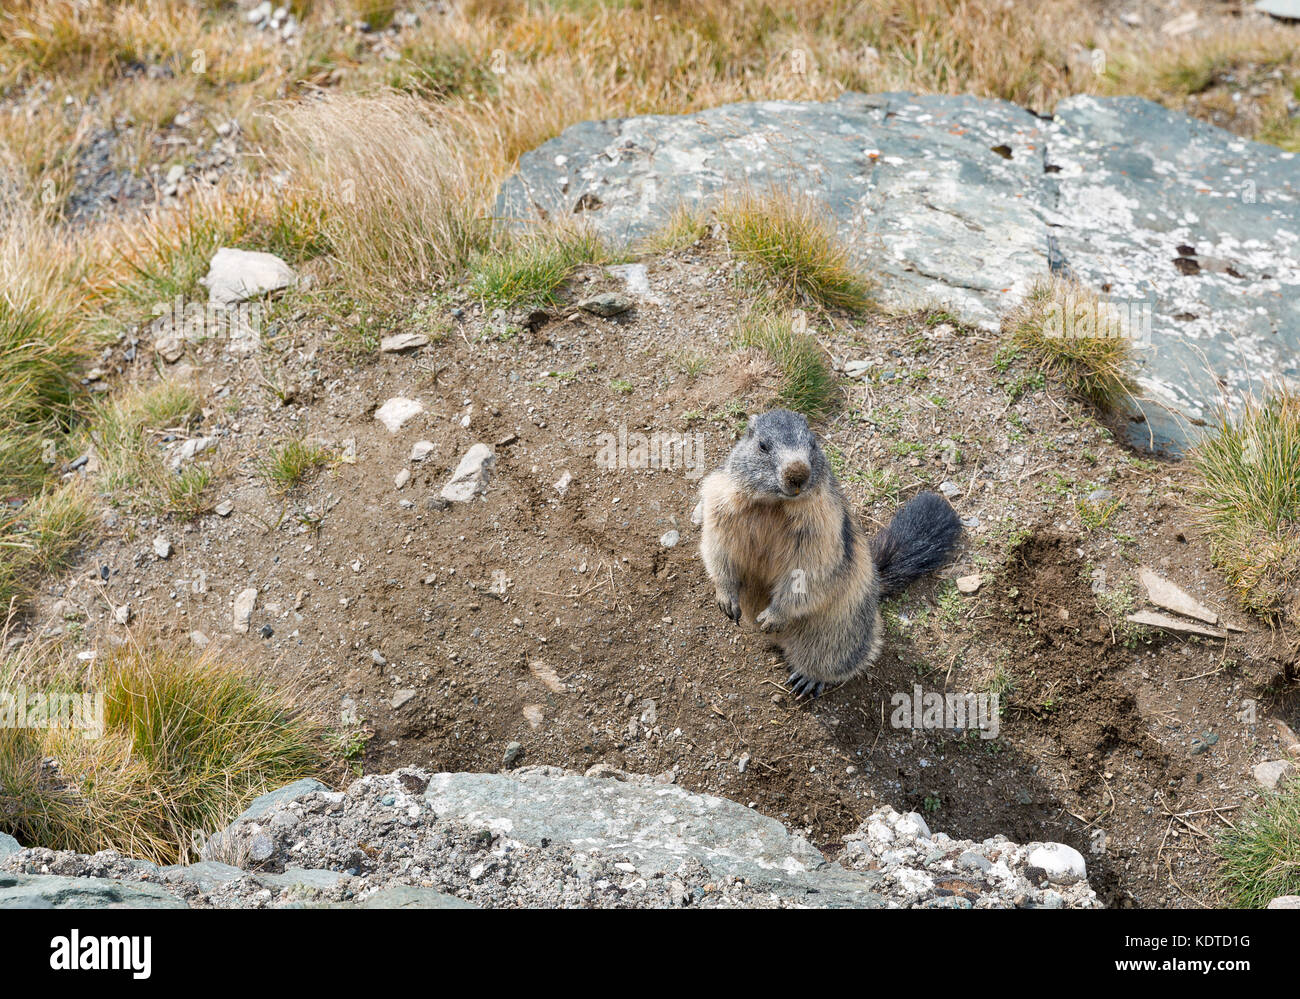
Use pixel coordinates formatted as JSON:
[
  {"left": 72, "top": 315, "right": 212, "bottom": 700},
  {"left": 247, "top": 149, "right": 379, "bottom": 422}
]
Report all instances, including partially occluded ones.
[
  {"left": 1003, "top": 276, "right": 1137, "bottom": 411},
  {"left": 718, "top": 191, "right": 872, "bottom": 313},
  {"left": 733, "top": 304, "right": 838, "bottom": 420},
  {"left": 0, "top": 642, "right": 327, "bottom": 864},
  {"left": 259, "top": 439, "right": 335, "bottom": 495},
  {"left": 1216, "top": 777, "right": 1300, "bottom": 908},
  {"left": 638, "top": 203, "right": 711, "bottom": 254},
  {"left": 469, "top": 229, "right": 609, "bottom": 311},
  {"left": 92, "top": 381, "right": 211, "bottom": 515},
  {"left": 271, "top": 92, "right": 492, "bottom": 295},
  {"left": 1191, "top": 390, "right": 1300, "bottom": 619},
  {"left": 0, "top": 484, "right": 96, "bottom": 615},
  {"left": 0, "top": 299, "right": 87, "bottom": 497}
]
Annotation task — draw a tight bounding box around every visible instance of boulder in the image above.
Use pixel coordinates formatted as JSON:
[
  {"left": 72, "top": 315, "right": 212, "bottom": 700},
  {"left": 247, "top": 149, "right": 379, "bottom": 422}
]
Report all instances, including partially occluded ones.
[
  {"left": 423, "top": 770, "right": 887, "bottom": 905},
  {"left": 498, "top": 93, "right": 1300, "bottom": 452},
  {"left": 0, "top": 873, "right": 186, "bottom": 909}
]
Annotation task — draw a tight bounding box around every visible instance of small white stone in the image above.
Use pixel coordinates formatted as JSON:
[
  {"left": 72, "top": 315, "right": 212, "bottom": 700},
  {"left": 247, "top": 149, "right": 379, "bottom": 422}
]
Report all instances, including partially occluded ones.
[
  {"left": 232, "top": 587, "right": 258, "bottom": 634},
  {"left": 956, "top": 573, "right": 982, "bottom": 594},
  {"left": 1253, "top": 759, "right": 1295, "bottom": 790},
  {"left": 1027, "top": 843, "right": 1087, "bottom": 884},
  {"left": 154, "top": 332, "right": 185, "bottom": 363},
  {"left": 153, "top": 536, "right": 172, "bottom": 559},
  {"left": 410, "top": 441, "right": 435, "bottom": 462},
  {"left": 375, "top": 397, "right": 423, "bottom": 434},
  {"left": 554, "top": 470, "right": 573, "bottom": 496},
  {"left": 660, "top": 529, "right": 680, "bottom": 548},
  {"left": 441, "top": 444, "right": 495, "bottom": 503},
  {"left": 201, "top": 247, "right": 295, "bottom": 308},
  {"left": 394, "top": 469, "right": 411, "bottom": 490},
  {"left": 867, "top": 820, "right": 895, "bottom": 844},
  {"left": 380, "top": 332, "right": 428, "bottom": 353},
  {"left": 893, "top": 812, "right": 931, "bottom": 842}
]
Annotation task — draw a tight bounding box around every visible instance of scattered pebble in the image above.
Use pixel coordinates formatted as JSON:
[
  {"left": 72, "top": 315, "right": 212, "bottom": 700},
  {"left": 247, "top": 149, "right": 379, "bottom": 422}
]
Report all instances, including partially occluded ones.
[{"left": 375, "top": 397, "right": 424, "bottom": 434}]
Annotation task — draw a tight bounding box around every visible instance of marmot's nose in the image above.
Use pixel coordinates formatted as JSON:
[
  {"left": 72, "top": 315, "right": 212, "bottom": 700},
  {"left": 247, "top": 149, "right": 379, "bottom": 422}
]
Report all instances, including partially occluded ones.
[{"left": 783, "top": 461, "right": 810, "bottom": 491}]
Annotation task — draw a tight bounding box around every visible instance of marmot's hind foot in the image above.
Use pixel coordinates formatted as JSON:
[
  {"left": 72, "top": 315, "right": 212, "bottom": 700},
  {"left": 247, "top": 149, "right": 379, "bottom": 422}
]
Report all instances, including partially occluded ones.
[{"left": 787, "top": 671, "right": 826, "bottom": 699}]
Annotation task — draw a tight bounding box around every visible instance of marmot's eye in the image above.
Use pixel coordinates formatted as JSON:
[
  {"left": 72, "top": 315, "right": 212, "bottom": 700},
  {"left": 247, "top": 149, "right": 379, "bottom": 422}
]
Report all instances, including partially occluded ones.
[{"left": 757, "top": 440, "right": 769, "bottom": 453}]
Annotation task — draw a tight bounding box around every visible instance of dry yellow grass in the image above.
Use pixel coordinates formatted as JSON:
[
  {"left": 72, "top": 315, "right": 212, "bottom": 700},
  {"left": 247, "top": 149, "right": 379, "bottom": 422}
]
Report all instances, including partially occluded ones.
[
  {"left": 1192, "top": 390, "right": 1300, "bottom": 620},
  {"left": 1, "top": 639, "right": 327, "bottom": 864},
  {"left": 270, "top": 92, "right": 493, "bottom": 291},
  {"left": 1003, "top": 275, "right": 1137, "bottom": 411}
]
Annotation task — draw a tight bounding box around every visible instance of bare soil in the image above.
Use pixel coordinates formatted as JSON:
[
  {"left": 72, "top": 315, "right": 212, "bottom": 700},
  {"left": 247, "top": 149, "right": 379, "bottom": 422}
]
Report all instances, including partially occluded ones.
[{"left": 28, "top": 244, "right": 1299, "bottom": 907}]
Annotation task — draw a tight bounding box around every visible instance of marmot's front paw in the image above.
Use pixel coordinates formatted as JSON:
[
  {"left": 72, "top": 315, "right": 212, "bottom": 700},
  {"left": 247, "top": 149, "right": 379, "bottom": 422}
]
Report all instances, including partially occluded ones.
[
  {"left": 756, "top": 605, "right": 785, "bottom": 633},
  {"left": 787, "top": 671, "right": 825, "bottom": 698},
  {"left": 716, "top": 589, "right": 741, "bottom": 624}
]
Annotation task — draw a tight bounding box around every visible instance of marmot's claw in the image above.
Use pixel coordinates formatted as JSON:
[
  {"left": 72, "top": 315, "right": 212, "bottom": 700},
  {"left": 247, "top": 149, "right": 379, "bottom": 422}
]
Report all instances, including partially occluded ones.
[
  {"left": 756, "top": 607, "right": 780, "bottom": 632},
  {"left": 787, "top": 672, "right": 825, "bottom": 698},
  {"left": 717, "top": 594, "right": 741, "bottom": 624}
]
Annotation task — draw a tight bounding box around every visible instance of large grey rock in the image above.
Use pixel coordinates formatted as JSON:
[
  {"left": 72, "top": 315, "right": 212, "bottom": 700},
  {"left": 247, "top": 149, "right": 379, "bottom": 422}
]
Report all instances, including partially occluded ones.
[
  {"left": 1256, "top": 1, "right": 1300, "bottom": 20},
  {"left": 0, "top": 873, "right": 186, "bottom": 909},
  {"left": 158, "top": 860, "right": 245, "bottom": 891},
  {"left": 423, "top": 770, "right": 886, "bottom": 905},
  {"left": 354, "top": 885, "right": 478, "bottom": 909},
  {"left": 498, "top": 93, "right": 1300, "bottom": 452},
  {"left": 0, "top": 833, "right": 20, "bottom": 859},
  {"left": 232, "top": 778, "right": 330, "bottom": 824}
]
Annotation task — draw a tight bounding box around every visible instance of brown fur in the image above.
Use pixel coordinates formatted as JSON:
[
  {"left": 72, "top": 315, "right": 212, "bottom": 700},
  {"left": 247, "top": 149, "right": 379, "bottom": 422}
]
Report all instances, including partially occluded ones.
[{"left": 700, "top": 467, "right": 882, "bottom": 688}]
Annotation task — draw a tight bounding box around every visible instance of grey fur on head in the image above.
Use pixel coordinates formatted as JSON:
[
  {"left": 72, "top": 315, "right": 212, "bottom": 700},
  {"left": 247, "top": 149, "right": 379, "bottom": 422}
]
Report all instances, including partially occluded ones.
[{"left": 724, "top": 408, "right": 832, "bottom": 500}]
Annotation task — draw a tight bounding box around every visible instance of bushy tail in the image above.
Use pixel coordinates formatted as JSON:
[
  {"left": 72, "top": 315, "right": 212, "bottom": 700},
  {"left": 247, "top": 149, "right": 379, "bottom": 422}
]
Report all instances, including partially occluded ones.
[{"left": 870, "top": 492, "right": 962, "bottom": 598}]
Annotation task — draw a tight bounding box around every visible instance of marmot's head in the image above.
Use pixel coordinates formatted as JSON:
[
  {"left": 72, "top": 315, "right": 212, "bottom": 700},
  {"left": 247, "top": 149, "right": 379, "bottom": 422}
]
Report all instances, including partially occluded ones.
[{"left": 726, "top": 409, "right": 831, "bottom": 501}]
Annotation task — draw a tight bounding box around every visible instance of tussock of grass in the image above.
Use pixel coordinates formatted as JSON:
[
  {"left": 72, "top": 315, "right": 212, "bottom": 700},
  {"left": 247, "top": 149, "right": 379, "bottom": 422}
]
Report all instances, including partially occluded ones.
[
  {"left": 0, "top": 299, "right": 85, "bottom": 495},
  {"left": 733, "top": 304, "right": 838, "bottom": 420},
  {"left": 469, "top": 229, "right": 609, "bottom": 310},
  {"left": 271, "top": 92, "right": 492, "bottom": 295},
  {"left": 0, "top": 642, "right": 327, "bottom": 864},
  {"left": 1217, "top": 777, "right": 1300, "bottom": 908},
  {"left": 638, "top": 203, "right": 711, "bottom": 254},
  {"left": 259, "top": 439, "right": 335, "bottom": 494},
  {"left": 109, "top": 186, "right": 330, "bottom": 320},
  {"left": 92, "top": 380, "right": 211, "bottom": 515},
  {"left": 1003, "top": 276, "right": 1136, "bottom": 411},
  {"left": 0, "top": 484, "right": 96, "bottom": 615},
  {"left": 718, "top": 192, "right": 872, "bottom": 313},
  {"left": 1191, "top": 390, "right": 1300, "bottom": 618}
]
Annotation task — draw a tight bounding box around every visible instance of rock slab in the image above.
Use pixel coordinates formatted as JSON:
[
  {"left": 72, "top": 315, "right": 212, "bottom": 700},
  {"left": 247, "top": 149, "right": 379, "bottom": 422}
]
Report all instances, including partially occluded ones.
[
  {"left": 0, "top": 873, "right": 186, "bottom": 909},
  {"left": 498, "top": 93, "right": 1300, "bottom": 452}
]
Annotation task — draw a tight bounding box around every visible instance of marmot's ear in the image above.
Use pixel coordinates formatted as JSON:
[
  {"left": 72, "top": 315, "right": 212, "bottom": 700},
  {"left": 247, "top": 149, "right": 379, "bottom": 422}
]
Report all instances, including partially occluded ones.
[{"left": 743, "top": 415, "right": 758, "bottom": 438}]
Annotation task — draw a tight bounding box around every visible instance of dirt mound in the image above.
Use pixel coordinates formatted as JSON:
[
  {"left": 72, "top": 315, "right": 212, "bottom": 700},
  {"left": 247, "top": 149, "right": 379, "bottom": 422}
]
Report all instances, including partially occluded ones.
[{"left": 30, "top": 246, "right": 1299, "bottom": 907}]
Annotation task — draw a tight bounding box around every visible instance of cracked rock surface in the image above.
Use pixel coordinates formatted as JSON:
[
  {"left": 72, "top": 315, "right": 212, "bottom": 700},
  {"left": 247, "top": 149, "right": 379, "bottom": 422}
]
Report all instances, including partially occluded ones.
[
  {"left": 0, "top": 770, "right": 1098, "bottom": 908},
  {"left": 498, "top": 92, "right": 1300, "bottom": 451}
]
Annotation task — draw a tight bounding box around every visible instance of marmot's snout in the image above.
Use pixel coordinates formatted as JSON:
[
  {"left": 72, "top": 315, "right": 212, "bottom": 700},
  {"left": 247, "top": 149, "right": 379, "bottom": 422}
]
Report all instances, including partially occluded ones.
[{"left": 781, "top": 457, "right": 810, "bottom": 494}]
